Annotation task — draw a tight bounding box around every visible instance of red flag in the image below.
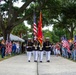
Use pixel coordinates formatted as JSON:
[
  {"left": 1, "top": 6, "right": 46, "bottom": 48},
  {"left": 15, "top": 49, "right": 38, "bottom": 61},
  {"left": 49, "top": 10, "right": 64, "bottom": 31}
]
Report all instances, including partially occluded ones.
[{"left": 37, "top": 12, "right": 43, "bottom": 45}]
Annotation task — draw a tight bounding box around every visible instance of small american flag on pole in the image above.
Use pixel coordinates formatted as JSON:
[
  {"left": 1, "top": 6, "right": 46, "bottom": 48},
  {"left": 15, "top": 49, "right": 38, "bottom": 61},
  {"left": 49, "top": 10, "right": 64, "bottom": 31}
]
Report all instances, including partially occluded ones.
[
  {"left": 33, "top": 12, "right": 37, "bottom": 40},
  {"left": 61, "top": 36, "right": 71, "bottom": 53}
]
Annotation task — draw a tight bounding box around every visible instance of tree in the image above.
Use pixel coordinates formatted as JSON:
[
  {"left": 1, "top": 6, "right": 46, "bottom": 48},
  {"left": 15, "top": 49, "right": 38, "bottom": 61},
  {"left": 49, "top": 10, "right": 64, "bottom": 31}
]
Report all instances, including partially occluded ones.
[
  {"left": 27, "top": 0, "right": 61, "bottom": 26},
  {"left": 51, "top": 26, "right": 67, "bottom": 43},
  {"left": 43, "top": 30, "right": 52, "bottom": 42},
  {"left": 53, "top": 0, "right": 76, "bottom": 39},
  {"left": 1, "top": 0, "right": 76, "bottom": 41},
  {"left": 24, "top": 0, "right": 76, "bottom": 40},
  {"left": 0, "top": 0, "right": 53, "bottom": 40},
  {"left": 11, "top": 23, "right": 29, "bottom": 39},
  {"left": 73, "top": 29, "right": 76, "bottom": 36},
  {"left": 0, "top": 0, "right": 34, "bottom": 40},
  {"left": 43, "top": 0, "right": 76, "bottom": 39}
]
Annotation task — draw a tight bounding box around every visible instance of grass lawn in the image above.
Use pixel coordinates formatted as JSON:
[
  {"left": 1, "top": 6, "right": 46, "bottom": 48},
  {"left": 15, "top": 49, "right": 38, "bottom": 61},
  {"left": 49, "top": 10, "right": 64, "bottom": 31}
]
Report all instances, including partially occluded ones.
[
  {"left": 0, "top": 55, "right": 1, "bottom": 60},
  {"left": 0, "top": 54, "right": 17, "bottom": 61},
  {"left": 67, "top": 58, "right": 76, "bottom": 62},
  {"left": 61, "top": 56, "right": 76, "bottom": 62}
]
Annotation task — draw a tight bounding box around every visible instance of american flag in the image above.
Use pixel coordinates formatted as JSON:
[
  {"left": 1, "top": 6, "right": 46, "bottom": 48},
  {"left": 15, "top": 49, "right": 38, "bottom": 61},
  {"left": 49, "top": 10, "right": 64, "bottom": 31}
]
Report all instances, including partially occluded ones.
[
  {"left": 61, "top": 36, "right": 71, "bottom": 53},
  {"left": 33, "top": 12, "right": 37, "bottom": 40},
  {"left": 5, "top": 34, "right": 12, "bottom": 55}
]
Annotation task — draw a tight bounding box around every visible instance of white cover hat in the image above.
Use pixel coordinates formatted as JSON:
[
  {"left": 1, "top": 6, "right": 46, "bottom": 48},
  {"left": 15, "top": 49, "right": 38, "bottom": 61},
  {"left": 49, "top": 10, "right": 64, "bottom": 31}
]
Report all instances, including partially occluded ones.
[
  {"left": 46, "top": 37, "right": 49, "bottom": 39},
  {"left": 28, "top": 38, "right": 32, "bottom": 40}
]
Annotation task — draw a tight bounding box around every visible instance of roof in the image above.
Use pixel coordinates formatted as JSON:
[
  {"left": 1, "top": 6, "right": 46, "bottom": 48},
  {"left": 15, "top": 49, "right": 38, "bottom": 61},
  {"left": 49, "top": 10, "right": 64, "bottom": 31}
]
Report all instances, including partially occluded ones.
[{"left": 0, "top": 34, "right": 25, "bottom": 42}]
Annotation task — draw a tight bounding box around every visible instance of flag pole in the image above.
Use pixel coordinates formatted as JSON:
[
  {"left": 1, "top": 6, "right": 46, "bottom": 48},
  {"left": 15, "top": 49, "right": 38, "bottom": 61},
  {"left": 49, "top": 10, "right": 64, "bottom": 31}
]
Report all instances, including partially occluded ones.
[{"left": 33, "top": 0, "right": 38, "bottom": 41}]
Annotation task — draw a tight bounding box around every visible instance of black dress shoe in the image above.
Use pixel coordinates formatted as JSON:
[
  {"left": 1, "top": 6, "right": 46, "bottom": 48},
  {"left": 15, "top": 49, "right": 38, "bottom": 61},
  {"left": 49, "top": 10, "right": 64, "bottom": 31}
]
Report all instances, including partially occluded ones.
[
  {"left": 47, "top": 60, "right": 50, "bottom": 62},
  {"left": 28, "top": 60, "right": 30, "bottom": 62},
  {"left": 34, "top": 60, "right": 37, "bottom": 62},
  {"left": 40, "top": 61, "right": 42, "bottom": 63}
]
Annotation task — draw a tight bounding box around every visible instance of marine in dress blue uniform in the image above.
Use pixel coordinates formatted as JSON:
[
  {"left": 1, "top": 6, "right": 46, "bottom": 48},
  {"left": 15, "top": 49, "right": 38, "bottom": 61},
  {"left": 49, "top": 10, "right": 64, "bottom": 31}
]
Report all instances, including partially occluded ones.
[
  {"left": 43, "top": 37, "right": 51, "bottom": 62},
  {"left": 33, "top": 40, "right": 39, "bottom": 62},
  {"left": 26, "top": 38, "right": 33, "bottom": 62},
  {"left": 38, "top": 42, "right": 44, "bottom": 63}
]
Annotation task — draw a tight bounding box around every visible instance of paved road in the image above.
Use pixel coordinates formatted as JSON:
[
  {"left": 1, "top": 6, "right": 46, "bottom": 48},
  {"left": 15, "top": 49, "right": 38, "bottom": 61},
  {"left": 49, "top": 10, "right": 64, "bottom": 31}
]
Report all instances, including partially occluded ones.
[
  {"left": 0, "top": 54, "right": 76, "bottom": 75},
  {"left": 0, "top": 54, "right": 37, "bottom": 75},
  {"left": 38, "top": 56, "right": 76, "bottom": 75}
]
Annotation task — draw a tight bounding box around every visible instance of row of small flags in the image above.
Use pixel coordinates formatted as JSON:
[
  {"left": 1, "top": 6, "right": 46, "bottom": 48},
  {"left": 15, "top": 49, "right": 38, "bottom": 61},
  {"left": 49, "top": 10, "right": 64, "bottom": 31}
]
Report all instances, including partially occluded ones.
[
  {"left": 61, "top": 35, "right": 76, "bottom": 53},
  {"left": 61, "top": 36, "right": 71, "bottom": 53},
  {"left": 61, "top": 35, "right": 76, "bottom": 43}
]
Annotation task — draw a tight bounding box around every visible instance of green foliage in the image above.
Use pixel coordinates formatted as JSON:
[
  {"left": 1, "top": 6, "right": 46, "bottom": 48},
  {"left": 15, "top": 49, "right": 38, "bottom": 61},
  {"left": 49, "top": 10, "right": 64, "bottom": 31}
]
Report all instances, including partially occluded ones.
[
  {"left": 74, "top": 30, "right": 76, "bottom": 36},
  {"left": 1, "top": 0, "right": 76, "bottom": 41},
  {"left": 43, "top": 30, "right": 52, "bottom": 42},
  {"left": 0, "top": 29, "right": 2, "bottom": 37},
  {"left": 27, "top": 0, "right": 62, "bottom": 26},
  {"left": 61, "top": 0, "right": 76, "bottom": 19},
  {"left": 43, "top": 27, "right": 66, "bottom": 43},
  {"left": 11, "top": 23, "right": 29, "bottom": 37},
  {"left": 21, "top": 0, "right": 26, "bottom": 2},
  {"left": 25, "top": 0, "right": 76, "bottom": 41},
  {"left": 51, "top": 32, "right": 59, "bottom": 43},
  {"left": 13, "top": 0, "right": 18, "bottom": 2},
  {"left": 51, "top": 26, "right": 68, "bottom": 43}
]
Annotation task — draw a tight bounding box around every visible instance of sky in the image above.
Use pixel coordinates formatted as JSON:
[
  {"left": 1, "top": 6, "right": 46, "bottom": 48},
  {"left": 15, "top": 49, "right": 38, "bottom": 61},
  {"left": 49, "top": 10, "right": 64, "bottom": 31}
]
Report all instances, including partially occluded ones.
[{"left": 14, "top": 0, "right": 53, "bottom": 31}]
